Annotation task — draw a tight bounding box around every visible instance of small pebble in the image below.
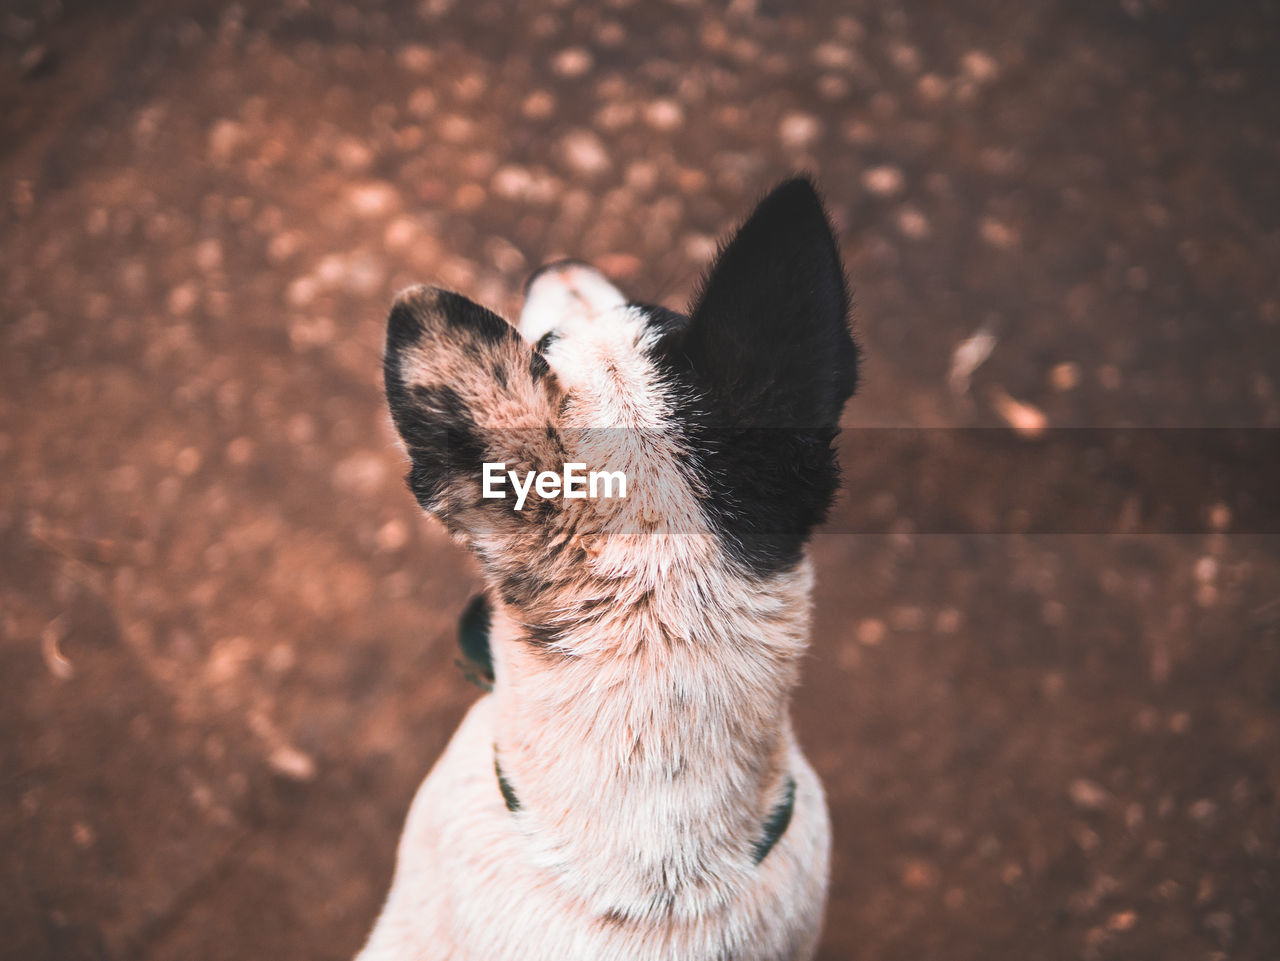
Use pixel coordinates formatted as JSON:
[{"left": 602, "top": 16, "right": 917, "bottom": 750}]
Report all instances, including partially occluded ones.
[
  {"left": 949, "top": 325, "right": 998, "bottom": 394},
  {"left": 269, "top": 745, "right": 317, "bottom": 782},
  {"left": 644, "top": 99, "right": 685, "bottom": 131},
  {"left": 396, "top": 45, "right": 434, "bottom": 74},
  {"left": 195, "top": 239, "right": 223, "bottom": 271},
  {"left": 779, "top": 112, "right": 823, "bottom": 149},
  {"left": 817, "top": 74, "right": 850, "bottom": 100},
  {"left": 961, "top": 50, "right": 999, "bottom": 83},
  {"left": 376, "top": 519, "right": 409, "bottom": 552},
  {"left": 1208, "top": 503, "right": 1231, "bottom": 531},
  {"left": 896, "top": 206, "right": 930, "bottom": 239},
  {"left": 175, "top": 447, "right": 202, "bottom": 476},
  {"left": 813, "top": 41, "right": 854, "bottom": 69},
  {"left": 72, "top": 821, "right": 96, "bottom": 848},
  {"left": 346, "top": 181, "right": 399, "bottom": 217},
  {"left": 1050, "top": 361, "right": 1080, "bottom": 391},
  {"left": 268, "top": 232, "right": 302, "bottom": 262},
  {"left": 167, "top": 283, "right": 199, "bottom": 316},
  {"left": 979, "top": 216, "right": 1019, "bottom": 249},
  {"left": 408, "top": 88, "right": 437, "bottom": 117},
  {"left": 560, "top": 130, "right": 611, "bottom": 176},
  {"left": 862, "top": 165, "right": 904, "bottom": 197},
  {"left": 1072, "top": 824, "right": 1101, "bottom": 852},
  {"left": 522, "top": 90, "right": 556, "bottom": 120},
  {"left": 901, "top": 858, "right": 940, "bottom": 889},
  {"left": 1188, "top": 798, "right": 1218, "bottom": 824},
  {"left": 492, "top": 165, "right": 534, "bottom": 200},
  {"left": 889, "top": 43, "right": 921, "bottom": 73},
  {"left": 438, "top": 115, "right": 475, "bottom": 145},
  {"left": 552, "top": 47, "right": 593, "bottom": 78},
  {"left": 384, "top": 217, "right": 419, "bottom": 250},
  {"left": 287, "top": 276, "right": 318, "bottom": 307},
  {"left": 917, "top": 73, "right": 949, "bottom": 102},
  {"left": 1069, "top": 778, "right": 1112, "bottom": 811},
  {"left": 334, "top": 137, "right": 374, "bottom": 172},
  {"left": 1194, "top": 556, "right": 1218, "bottom": 583},
  {"left": 990, "top": 387, "right": 1047, "bottom": 437},
  {"left": 596, "top": 102, "right": 635, "bottom": 130},
  {"left": 207, "top": 119, "right": 244, "bottom": 162},
  {"left": 857, "top": 618, "right": 886, "bottom": 646},
  {"left": 1107, "top": 910, "right": 1137, "bottom": 932}
]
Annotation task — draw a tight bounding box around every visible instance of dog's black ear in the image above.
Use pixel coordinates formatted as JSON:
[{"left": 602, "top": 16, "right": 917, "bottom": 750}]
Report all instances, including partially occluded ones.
[
  {"left": 670, "top": 178, "right": 859, "bottom": 573},
  {"left": 684, "top": 177, "right": 858, "bottom": 429},
  {"left": 384, "top": 286, "right": 563, "bottom": 529}
]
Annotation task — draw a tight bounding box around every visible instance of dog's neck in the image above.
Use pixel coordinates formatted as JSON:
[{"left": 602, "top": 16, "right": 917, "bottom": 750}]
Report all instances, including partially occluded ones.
[{"left": 484, "top": 548, "right": 813, "bottom": 921}]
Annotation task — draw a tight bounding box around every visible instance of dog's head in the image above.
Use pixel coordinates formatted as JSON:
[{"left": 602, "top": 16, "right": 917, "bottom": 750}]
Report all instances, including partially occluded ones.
[{"left": 384, "top": 178, "right": 857, "bottom": 649}]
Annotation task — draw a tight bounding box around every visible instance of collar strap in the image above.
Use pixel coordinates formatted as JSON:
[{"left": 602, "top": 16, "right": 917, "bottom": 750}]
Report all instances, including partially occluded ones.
[
  {"left": 751, "top": 775, "right": 796, "bottom": 864},
  {"left": 494, "top": 755, "right": 521, "bottom": 812},
  {"left": 494, "top": 750, "right": 795, "bottom": 865}
]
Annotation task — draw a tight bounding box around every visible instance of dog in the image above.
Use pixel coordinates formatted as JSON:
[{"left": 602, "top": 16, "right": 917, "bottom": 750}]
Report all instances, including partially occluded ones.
[{"left": 359, "top": 177, "right": 859, "bottom": 961}]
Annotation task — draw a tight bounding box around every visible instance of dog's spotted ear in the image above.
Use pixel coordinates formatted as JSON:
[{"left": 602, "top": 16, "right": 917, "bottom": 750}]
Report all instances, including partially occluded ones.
[
  {"left": 684, "top": 177, "right": 858, "bottom": 429},
  {"left": 384, "top": 285, "right": 563, "bottom": 530}
]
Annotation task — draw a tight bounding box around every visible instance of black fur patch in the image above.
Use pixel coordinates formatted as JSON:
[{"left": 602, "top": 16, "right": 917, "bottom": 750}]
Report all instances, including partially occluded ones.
[
  {"left": 497, "top": 569, "right": 556, "bottom": 607},
  {"left": 442, "top": 288, "right": 512, "bottom": 346},
  {"left": 385, "top": 300, "right": 427, "bottom": 353},
  {"left": 529, "top": 349, "right": 551, "bottom": 382},
  {"left": 646, "top": 178, "right": 859, "bottom": 575},
  {"left": 751, "top": 775, "right": 796, "bottom": 864},
  {"left": 534, "top": 330, "right": 560, "bottom": 354},
  {"left": 520, "top": 620, "right": 566, "bottom": 649},
  {"left": 391, "top": 384, "right": 487, "bottom": 511},
  {"left": 684, "top": 177, "right": 858, "bottom": 427}
]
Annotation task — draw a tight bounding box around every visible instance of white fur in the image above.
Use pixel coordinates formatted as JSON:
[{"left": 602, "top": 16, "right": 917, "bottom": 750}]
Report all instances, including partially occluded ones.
[{"left": 519, "top": 262, "right": 629, "bottom": 345}]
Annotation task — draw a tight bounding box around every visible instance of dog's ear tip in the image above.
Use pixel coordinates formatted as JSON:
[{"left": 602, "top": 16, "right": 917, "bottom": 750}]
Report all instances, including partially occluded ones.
[
  {"left": 387, "top": 285, "right": 516, "bottom": 357},
  {"left": 755, "top": 175, "right": 829, "bottom": 220},
  {"left": 390, "top": 283, "right": 449, "bottom": 317},
  {"left": 770, "top": 173, "right": 823, "bottom": 201},
  {"left": 386, "top": 285, "right": 443, "bottom": 352},
  {"left": 681, "top": 175, "right": 855, "bottom": 429}
]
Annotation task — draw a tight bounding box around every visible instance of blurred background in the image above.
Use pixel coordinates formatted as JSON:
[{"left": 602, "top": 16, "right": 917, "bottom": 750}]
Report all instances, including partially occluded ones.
[{"left": 2, "top": 0, "right": 1278, "bottom": 959}]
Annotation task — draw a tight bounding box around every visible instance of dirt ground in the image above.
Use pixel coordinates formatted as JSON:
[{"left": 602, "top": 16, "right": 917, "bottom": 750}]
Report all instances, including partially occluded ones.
[{"left": 2, "top": 1, "right": 1278, "bottom": 959}]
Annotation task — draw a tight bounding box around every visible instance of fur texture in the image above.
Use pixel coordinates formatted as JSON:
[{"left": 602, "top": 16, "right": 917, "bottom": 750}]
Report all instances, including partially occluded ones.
[{"left": 360, "top": 178, "right": 858, "bottom": 961}]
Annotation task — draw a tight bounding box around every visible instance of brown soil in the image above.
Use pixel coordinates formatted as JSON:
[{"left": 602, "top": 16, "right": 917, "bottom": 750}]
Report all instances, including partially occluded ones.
[{"left": 2, "top": 1, "right": 1277, "bottom": 959}]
